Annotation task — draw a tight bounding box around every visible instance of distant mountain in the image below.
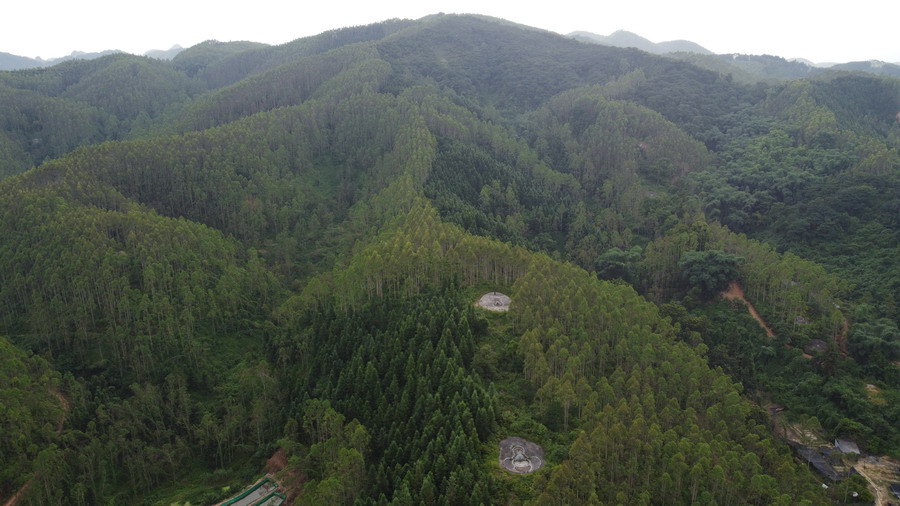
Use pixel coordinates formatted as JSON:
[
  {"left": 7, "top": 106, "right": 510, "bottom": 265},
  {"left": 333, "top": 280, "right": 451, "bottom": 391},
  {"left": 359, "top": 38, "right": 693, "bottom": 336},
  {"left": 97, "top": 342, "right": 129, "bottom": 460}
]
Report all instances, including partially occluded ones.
[
  {"left": 681, "top": 54, "right": 900, "bottom": 83},
  {"left": 571, "top": 31, "right": 815, "bottom": 82},
  {"left": 0, "top": 49, "right": 123, "bottom": 70},
  {"left": 657, "top": 39, "right": 714, "bottom": 55},
  {"left": 144, "top": 45, "right": 185, "bottom": 60},
  {"left": 570, "top": 30, "right": 656, "bottom": 53},
  {"left": 830, "top": 60, "right": 900, "bottom": 78},
  {"left": 569, "top": 29, "right": 713, "bottom": 55},
  {"left": 52, "top": 49, "right": 123, "bottom": 63},
  {"left": 0, "top": 51, "right": 43, "bottom": 71},
  {"left": 717, "top": 53, "right": 815, "bottom": 80},
  {"left": 569, "top": 30, "right": 900, "bottom": 82},
  {"left": 790, "top": 57, "right": 832, "bottom": 68}
]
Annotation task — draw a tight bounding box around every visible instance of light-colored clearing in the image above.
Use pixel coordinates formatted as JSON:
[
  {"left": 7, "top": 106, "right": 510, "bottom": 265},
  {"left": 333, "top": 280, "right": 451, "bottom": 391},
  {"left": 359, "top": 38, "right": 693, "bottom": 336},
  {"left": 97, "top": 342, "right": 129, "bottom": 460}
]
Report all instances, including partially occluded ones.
[
  {"left": 865, "top": 384, "right": 887, "bottom": 406},
  {"left": 477, "top": 292, "right": 511, "bottom": 312}
]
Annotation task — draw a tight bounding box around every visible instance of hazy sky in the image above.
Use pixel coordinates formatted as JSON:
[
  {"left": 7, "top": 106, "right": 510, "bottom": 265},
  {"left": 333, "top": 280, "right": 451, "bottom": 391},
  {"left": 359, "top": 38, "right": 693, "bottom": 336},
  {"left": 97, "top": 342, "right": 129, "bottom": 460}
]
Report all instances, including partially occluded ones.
[{"left": 3, "top": 1, "right": 899, "bottom": 63}]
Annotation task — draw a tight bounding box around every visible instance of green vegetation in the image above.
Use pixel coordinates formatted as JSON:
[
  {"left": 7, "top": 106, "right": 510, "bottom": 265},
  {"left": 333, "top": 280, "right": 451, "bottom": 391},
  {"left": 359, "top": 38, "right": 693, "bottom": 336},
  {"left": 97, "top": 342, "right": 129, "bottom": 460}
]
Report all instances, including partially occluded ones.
[{"left": 1, "top": 12, "right": 898, "bottom": 505}]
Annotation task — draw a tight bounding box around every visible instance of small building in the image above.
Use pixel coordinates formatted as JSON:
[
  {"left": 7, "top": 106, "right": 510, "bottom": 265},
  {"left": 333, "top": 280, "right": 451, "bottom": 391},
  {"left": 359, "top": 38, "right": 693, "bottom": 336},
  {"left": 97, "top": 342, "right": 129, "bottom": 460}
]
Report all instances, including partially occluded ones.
[
  {"left": 805, "top": 339, "right": 828, "bottom": 354},
  {"left": 834, "top": 439, "right": 860, "bottom": 455},
  {"left": 789, "top": 442, "right": 853, "bottom": 481},
  {"left": 890, "top": 483, "right": 900, "bottom": 499}
]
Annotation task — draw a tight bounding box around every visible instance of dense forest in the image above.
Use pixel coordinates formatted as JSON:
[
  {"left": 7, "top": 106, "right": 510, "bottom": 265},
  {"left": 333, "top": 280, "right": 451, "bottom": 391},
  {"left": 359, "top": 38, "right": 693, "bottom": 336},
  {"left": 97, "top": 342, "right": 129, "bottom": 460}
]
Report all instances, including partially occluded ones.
[{"left": 1, "top": 13, "right": 898, "bottom": 505}]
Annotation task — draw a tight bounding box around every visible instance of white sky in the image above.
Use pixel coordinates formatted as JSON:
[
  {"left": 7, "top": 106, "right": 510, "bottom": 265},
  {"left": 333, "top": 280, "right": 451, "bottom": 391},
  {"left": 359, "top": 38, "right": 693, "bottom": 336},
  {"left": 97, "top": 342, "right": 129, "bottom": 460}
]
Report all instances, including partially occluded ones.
[{"left": 3, "top": 1, "right": 899, "bottom": 64}]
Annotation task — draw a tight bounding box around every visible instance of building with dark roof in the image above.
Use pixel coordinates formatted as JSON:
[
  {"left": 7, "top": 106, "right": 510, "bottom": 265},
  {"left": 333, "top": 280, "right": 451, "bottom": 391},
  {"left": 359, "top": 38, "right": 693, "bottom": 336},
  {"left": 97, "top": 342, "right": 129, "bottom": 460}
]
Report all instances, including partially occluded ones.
[
  {"left": 805, "top": 339, "right": 828, "bottom": 354},
  {"left": 890, "top": 483, "right": 900, "bottom": 499},
  {"left": 789, "top": 442, "right": 853, "bottom": 481}
]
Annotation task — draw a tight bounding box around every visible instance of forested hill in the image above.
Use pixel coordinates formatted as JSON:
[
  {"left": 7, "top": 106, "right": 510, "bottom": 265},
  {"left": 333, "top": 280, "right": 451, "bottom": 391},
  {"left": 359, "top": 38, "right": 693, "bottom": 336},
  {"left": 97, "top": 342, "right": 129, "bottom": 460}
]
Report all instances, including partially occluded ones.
[{"left": 1, "top": 13, "right": 898, "bottom": 505}]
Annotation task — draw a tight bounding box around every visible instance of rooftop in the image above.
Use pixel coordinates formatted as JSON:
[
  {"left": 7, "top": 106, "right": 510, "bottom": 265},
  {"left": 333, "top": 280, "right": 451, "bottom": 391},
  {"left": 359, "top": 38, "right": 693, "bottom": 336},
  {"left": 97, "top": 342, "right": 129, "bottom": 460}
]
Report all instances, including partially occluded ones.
[{"left": 834, "top": 439, "right": 861, "bottom": 455}]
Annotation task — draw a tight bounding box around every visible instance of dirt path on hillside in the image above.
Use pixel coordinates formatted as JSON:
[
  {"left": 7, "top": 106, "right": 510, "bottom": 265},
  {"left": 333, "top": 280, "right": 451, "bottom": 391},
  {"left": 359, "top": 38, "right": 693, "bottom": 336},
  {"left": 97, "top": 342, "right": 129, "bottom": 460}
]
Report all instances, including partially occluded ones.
[
  {"left": 721, "top": 283, "right": 850, "bottom": 359},
  {"left": 722, "top": 282, "right": 776, "bottom": 337},
  {"left": 855, "top": 461, "right": 886, "bottom": 506},
  {"left": 50, "top": 389, "right": 70, "bottom": 433},
  {"left": 836, "top": 317, "right": 849, "bottom": 357},
  {"left": 264, "top": 448, "right": 306, "bottom": 504},
  {"left": 2, "top": 390, "right": 70, "bottom": 506}
]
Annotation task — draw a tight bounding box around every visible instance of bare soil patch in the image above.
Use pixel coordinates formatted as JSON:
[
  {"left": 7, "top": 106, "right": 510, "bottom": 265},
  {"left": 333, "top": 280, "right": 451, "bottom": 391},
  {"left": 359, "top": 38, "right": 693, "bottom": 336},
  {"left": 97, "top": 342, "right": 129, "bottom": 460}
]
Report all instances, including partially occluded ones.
[
  {"left": 866, "top": 384, "right": 887, "bottom": 406},
  {"left": 2, "top": 484, "right": 29, "bottom": 506},
  {"left": 265, "top": 449, "right": 307, "bottom": 505},
  {"left": 264, "top": 448, "right": 288, "bottom": 474},
  {"left": 50, "top": 390, "right": 69, "bottom": 434}
]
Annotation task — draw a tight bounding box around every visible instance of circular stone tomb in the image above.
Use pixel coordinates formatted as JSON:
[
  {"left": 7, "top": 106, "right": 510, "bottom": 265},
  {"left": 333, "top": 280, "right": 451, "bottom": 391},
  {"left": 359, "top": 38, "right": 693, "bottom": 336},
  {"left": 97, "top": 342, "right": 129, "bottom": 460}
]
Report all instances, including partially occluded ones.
[
  {"left": 499, "top": 436, "right": 544, "bottom": 474},
  {"left": 477, "top": 292, "right": 511, "bottom": 312}
]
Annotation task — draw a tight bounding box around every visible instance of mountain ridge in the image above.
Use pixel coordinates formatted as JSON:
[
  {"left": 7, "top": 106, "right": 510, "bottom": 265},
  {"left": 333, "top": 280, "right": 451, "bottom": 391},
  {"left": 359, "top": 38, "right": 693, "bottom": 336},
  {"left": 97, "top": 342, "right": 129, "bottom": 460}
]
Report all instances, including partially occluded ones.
[
  {"left": 568, "top": 29, "right": 900, "bottom": 79},
  {"left": 0, "top": 48, "right": 127, "bottom": 70},
  {"left": 569, "top": 29, "right": 714, "bottom": 55},
  {"left": 2, "top": 22, "right": 894, "bottom": 72}
]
